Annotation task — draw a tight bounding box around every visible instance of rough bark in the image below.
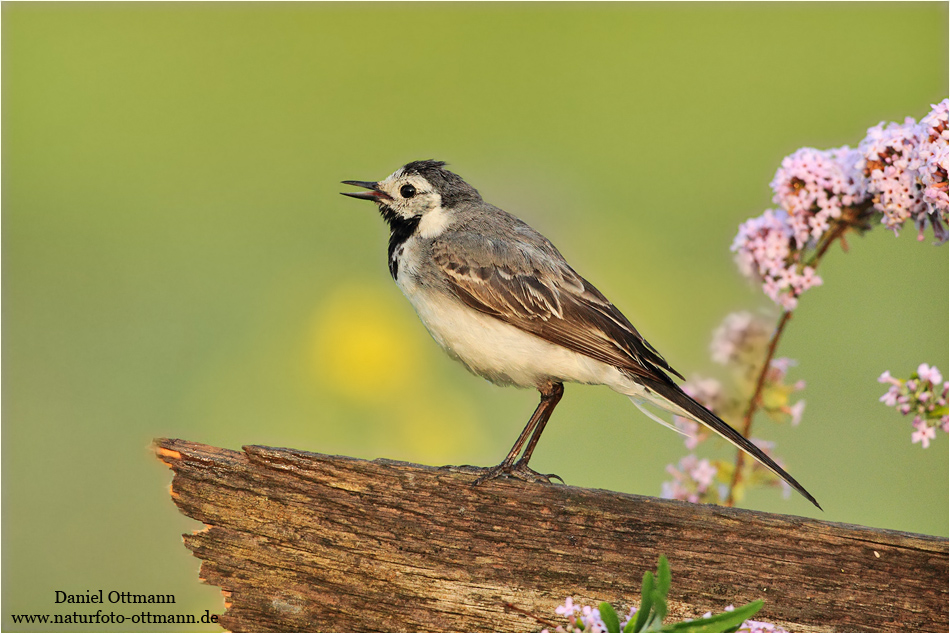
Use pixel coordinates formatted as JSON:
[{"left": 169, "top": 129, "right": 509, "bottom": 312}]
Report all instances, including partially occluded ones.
[{"left": 154, "top": 438, "right": 948, "bottom": 633}]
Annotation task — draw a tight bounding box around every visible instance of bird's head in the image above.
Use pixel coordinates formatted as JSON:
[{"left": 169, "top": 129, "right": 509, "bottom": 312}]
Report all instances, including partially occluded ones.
[{"left": 342, "top": 160, "right": 481, "bottom": 228}]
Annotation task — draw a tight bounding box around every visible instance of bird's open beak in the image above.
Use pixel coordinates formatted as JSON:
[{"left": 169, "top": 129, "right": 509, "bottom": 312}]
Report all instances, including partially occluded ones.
[{"left": 341, "top": 180, "right": 392, "bottom": 202}]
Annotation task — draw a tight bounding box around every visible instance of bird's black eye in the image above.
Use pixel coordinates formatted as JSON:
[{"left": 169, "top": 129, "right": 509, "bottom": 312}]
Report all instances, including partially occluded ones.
[{"left": 400, "top": 184, "right": 416, "bottom": 199}]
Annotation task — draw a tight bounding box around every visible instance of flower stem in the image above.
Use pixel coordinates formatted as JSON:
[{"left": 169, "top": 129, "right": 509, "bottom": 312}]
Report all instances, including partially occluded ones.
[{"left": 725, "top": 310, "right": 792, "bottom": 506}]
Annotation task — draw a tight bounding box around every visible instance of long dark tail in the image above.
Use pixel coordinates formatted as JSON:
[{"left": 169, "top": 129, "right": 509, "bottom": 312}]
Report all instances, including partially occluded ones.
[{"left": 639, "top": 377, "right": 822, "bottom": 510}]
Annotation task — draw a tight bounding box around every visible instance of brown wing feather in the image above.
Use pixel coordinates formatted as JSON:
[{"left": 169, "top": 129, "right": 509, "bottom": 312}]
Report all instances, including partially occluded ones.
[{"left": 432, "top": 232, "right": 684, "bottom": 383}]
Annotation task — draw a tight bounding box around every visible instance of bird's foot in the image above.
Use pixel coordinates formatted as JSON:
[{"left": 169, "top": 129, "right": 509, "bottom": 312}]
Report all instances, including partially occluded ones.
[{"left": 472, "top": 460, "right": 564, "bottom": 486}]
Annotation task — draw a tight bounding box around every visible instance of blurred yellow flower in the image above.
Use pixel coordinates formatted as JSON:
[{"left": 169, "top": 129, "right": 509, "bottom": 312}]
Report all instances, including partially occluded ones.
[
  {"left": 311, "top": 282, "right": 424, "bottom": 404},
  {"left": 311, "top": 282, "right": 486, "bottom": 460}
]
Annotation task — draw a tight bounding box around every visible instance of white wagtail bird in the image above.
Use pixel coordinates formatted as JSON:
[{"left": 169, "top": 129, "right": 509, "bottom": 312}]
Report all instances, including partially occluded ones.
[{"left": 342, "top": 160, "right": 820, "bottom": 509}]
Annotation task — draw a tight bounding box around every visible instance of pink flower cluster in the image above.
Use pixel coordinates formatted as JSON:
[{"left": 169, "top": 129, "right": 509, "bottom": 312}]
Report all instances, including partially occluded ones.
[
  {"left": 548, "top": 597, "right": 633, "bottom": 633},
  {"left": 731, "top": 210, "right": 823, "bottom": 310},
  {"left": 859, "top": 99, "right": 949, "bottom": 242},
  {"left": 666, "top": 312, "right": 805, "bottom": 505},
  {"left": 662, "top": 435, "right": 795, "bottom": 504},
  {"left": 661, "top": 454, "right": 722, "bottom": 504},
  {"left": 710, "top": 312, "right": 805, "bottom": 424},
  {"left": 738, "top": 619, "right": 788, "bottom": 634},
  {"left": 859, "top": 118, "right": 927, "bottom": 233},
  {"left": 916, "top": 100, "right": 949, "bottom": 221},
  {"left": 710, "top": 311, "right": 771, "bottom": 367},
  {"left": 879, "top": 364, "right": 949, "bottom": 448},
  {"left": 771, "top": 146, "right": 867, "bottom": 248},
  {"left": 734, "top": 99, "right": 948, "bottom": 309},
  {"left": 765, "top": 357, "right": 807, "bottom": 426}
]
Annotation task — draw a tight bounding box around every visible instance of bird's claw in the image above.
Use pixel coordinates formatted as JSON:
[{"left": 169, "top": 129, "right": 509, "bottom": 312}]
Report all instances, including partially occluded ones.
[{"left": 472, "top": 460, "right": 564, "bottom": 486}]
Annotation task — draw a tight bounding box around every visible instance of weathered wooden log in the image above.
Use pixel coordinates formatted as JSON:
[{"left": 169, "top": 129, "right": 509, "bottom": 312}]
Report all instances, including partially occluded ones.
[{"left": 154, "top": 438, "right": 948, "bottom": 633}]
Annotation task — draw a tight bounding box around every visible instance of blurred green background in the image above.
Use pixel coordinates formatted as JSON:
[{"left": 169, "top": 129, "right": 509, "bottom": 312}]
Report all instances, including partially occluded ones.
[{"left": 3, "top": 2, "right": 948, "bottom": 631}]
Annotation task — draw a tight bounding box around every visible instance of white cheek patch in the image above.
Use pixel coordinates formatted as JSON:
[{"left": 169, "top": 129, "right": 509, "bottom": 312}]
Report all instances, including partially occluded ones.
[{"left": 380, "top": 173, "right": 444, "bottom": 222}]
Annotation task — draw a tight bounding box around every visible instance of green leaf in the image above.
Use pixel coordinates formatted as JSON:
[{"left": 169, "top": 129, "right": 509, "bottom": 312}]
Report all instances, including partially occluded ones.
[
  {"left": 659, "top": 600, "right": 764, "bottom": 633},
  {"left": 623, "top": 609, "right": 640, "bottom": 633},
  {"left": 651, "top": 556, "right": 671, "bottom": 624},
  {"left": 651, "top": 593, "right": 668, "bottom": 628},
  {"left": 600, "top": 602, "right": 621, "bottom": 633},
  {"left": 929, "top": 405, "right": 948, "bottom": 418},
  {"left": 656, "top": 556, "right": 672, "bottom": 597},
  {"left": 632, "top": 572, "right": 655, "bottom": 632}
]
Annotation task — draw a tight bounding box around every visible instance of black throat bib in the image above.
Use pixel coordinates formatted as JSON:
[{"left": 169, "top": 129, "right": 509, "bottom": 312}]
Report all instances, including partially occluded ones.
[{"left": 380, "top": 206, "right": 421, "bottom": 280}]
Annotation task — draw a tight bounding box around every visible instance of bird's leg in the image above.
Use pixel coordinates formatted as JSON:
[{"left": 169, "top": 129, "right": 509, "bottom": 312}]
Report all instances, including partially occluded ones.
[
  {"left": 473, "top": 381, "right": 564, "bottom": 485},
  {"left": 512, "top": 382, "right": 563, "bottom": 477}
]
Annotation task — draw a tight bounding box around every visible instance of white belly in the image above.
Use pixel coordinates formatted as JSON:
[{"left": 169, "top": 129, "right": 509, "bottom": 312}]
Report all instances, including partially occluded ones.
[{"left": 402, "top": 283, "right": 631, "bottom": 390}]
